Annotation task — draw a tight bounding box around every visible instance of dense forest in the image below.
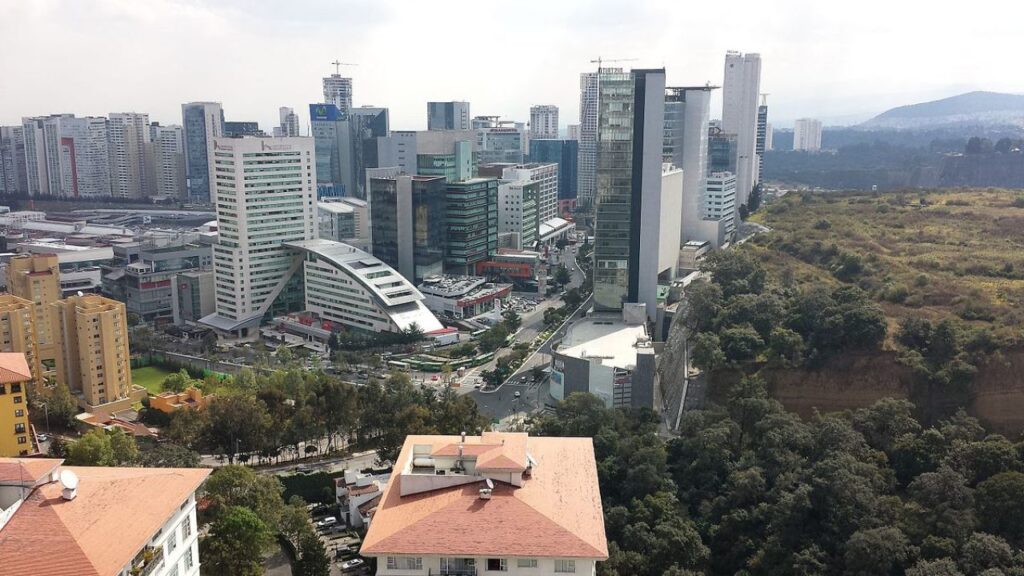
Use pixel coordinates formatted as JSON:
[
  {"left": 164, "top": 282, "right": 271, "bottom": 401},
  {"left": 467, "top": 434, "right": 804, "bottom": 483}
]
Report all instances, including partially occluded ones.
[{"left": 531, "top": 391, "right": 1024, "bottom": 576}]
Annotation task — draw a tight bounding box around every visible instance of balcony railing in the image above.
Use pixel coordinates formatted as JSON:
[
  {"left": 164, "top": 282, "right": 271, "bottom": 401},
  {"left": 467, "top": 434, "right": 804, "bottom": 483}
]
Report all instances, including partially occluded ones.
[
  {"left": 130, "top": 545, "right": 164, "bottom": 576},
  {"left": 429, "top": 568, "right": 478, "bottom": 576}
]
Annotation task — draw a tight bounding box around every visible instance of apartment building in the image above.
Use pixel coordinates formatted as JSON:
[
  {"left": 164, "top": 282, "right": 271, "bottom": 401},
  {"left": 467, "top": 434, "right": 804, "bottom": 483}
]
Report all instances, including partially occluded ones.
[
  {"left": 362, "top": 431, "right": 608, "bottom": 575},
  {"left": 51, "top": 294, "right": 133, "bottom": 409},
  {"left": 0, "top": 295, "right": 44, "bottom": 389},
  {"left": 0, "top": 354, "right": 33, "bottom": 456},
  {"left": 5, "top": 254, "right": 61, "bottom": 363},
  {"left": 0, "top": 457, "right": 210, "bottom": 576}
]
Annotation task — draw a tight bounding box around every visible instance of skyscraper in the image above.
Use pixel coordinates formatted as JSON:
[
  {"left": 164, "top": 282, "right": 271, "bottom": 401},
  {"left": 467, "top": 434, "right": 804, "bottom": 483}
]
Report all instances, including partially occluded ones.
[
  {"left": 278, "top": 107, "right": 300, "bottom": 137},
  {"left": 665, "top": 86, "right": 720, "bottom": 244},
  {"left": 445, "top": 178, "right": 499, "bottom": 274},
  {"left": 793, "top": 118, "right": 823, "bottom": 151},
  {"left": 721, "top": 51, "right": 761, "bottom": 207},
  {"left": 567, "top": 124, "right": 581, "bottom": 141},
  {"left": 0, "top": 126, "right": 27, "bottom": 195},
  {"left": 529, "top": 105, "right": 559, "bottom": 140},
  {"left": 577, "top": 71, "right": 603, "bottom": 208},
  {"left": 502, "top": 163, "right": 559, "bottom": 225},
  {"left": 29, "top": 115, "right": 111, "bottom": 198},
  {"left": 309, "top": 104, "right": 389, "bottom": 199},
  {"left": 592, "top": 67, "right": 667, "bottom": 320},
  {"left": 107, "top": 112, "right": 152, "bottom": 199},
  {"left": 323, "top": 74, "right": 353, "bottom": 115},
  {"left": 150, "top": 123, "right": 186, "bottom": 199},
  {"left": 181, "top": 102, "right": 224, "bottom": 204},
  {"left": 529, "top": 139, "right": 579, "bottom": 208},
  {"left": 201, "top": 137, "right": 317, "bottom": 340},
  {"left": 427, "top": 101, "right": 471, "bottom": 131},
  {"left": 369, "top": 175, "right": 448, "bottom": 283},
  {"left": 20, "top": 118, "right": 48, "bottom": 195},
  {"left": 756, "top": 99, "right": 769, "bottom": 184}
]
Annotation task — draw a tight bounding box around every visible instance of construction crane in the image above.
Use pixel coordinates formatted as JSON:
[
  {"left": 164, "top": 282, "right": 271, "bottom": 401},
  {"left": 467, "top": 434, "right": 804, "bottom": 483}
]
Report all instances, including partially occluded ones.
[
  {"left": 590, "top": 57, "right": 637, "bottom": 69},
  {"left": 330, "top": 60, "right": 358, "bottom": 74}
]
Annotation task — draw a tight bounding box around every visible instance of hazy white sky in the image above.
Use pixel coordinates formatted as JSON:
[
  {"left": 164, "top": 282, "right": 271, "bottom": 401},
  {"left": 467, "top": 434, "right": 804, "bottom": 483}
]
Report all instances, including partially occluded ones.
[{"left": 1, "top": 0, "right": 1021, "bottom": 132}]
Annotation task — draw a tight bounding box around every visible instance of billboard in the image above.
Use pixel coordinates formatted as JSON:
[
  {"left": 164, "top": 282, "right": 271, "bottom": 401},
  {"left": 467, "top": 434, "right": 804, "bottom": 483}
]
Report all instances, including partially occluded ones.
[{"left": 309, "top": 103, "right": 346, "bottom": 122}]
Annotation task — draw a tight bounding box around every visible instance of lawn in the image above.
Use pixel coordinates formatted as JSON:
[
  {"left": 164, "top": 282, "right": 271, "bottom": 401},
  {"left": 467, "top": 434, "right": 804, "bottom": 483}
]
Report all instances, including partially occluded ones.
[{"left": 131, "top": 365, "right": 174, "bottom": 395}]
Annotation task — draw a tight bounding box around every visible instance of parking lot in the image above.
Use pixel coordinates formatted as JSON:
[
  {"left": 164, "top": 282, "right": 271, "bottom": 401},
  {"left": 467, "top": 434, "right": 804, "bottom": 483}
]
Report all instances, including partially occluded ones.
[{"left": 310, "top": 507, "right": 371, "bottom": 575}]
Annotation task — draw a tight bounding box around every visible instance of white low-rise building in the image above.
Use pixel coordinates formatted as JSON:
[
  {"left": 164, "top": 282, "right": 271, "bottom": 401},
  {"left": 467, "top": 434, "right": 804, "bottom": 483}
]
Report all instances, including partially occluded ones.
[
  {"left": 285, "top": 239, "right": 443, "bottom": 334},
  {"left": 418, "top": 275, "right": 512, "bottom": 319},
  {"left": 362, "top": 432, "right": 608, "bottom": 576},
  {"left": 335, "top": 469, "right": 387, "bottom": 528},
  {"left": 0, "top": 457, "right": 209, "bottom": 576}
]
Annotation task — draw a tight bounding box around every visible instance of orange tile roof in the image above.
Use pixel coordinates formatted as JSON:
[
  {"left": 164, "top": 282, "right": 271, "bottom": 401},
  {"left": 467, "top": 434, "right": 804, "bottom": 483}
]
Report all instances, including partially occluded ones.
[
  {"left": 0, "top": 465, "right": 211, "bottom": 576},
  {"left": 362, "top": 434, "right": 608, "bottom": 559},
  {"left": 0, "top": 353, "right": 32, "bottom": 383},
  {"left": 0, "top": 458, "right": 62, "bottom": 485}
]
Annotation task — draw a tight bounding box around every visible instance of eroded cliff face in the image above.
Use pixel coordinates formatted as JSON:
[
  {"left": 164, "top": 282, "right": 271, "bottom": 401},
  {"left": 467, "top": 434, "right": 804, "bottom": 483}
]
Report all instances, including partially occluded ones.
[{"left": 663, "top": 347, "right": 1024, "bottom": 436}]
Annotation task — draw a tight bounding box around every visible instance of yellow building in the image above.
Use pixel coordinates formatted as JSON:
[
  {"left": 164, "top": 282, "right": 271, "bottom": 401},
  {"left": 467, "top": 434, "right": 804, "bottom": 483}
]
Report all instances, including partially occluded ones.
[
  {"left": 52, "top": 294, "right": 133, "bottom": 409},
  {"left": 0, "top": 294, "right": 44, "bottom": 390},
  {"left": 0, "top": 353, "right": 34, "bottom": 456},
  {"left": 150, "top": 386, "right": 214, "bottom": 413},
  {"left": 6, "top": 254, "right": 61, "bottom": 364}
]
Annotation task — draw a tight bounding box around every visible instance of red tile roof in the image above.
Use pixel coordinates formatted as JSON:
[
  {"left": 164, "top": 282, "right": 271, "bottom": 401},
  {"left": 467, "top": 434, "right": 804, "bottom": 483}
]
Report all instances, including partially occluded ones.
[
  {"left": 0, "top": 458, "right": 61, "bottom": 485},
  {"left": 0, "top": 353, "right": 32, "bottom": 383},
  {"left": 362, "top": 433, "right": 607, "bottom": 560},
  {"left": 0, "top": 465, "right": 210, "bottom": 576}
]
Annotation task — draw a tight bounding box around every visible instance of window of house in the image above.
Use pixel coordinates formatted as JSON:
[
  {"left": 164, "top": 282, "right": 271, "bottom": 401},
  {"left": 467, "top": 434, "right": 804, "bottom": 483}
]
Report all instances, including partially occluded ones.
[
  {"left": 181, "top": 515, "right": 192, "bottom": 540},
  {"left": 386, "top": 557, "right": 423, "bottom": 570},
  {"left": 487, "top": 558, "right": 507, "bottom": 571},
  {"left": 555, "top": 559, "right": 576, "bottom": 573},
  {"left": 517, "top": 559, "right": 538, "bottom": 568},
  {"left": 15, "top": 409, "right": 24, "bottom": 417},
  {"left": 13, "top": 396, "right": 22, "bottom": 404},
  {"left": 184, "top": 547, "right": 194, "bottom": 570},
  {"left": 17, "top": 436, "right": 27, "bottom": 444},
  {"left": 167, "top": 530, "right": 178, "bottom": 554}
]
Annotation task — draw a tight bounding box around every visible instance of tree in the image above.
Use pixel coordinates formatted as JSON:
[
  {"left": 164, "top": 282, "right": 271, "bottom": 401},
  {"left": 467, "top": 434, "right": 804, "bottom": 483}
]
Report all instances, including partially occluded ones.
[
  {"left": 690, "top": 332, "right": 725, "bottom": 372},
  {"left": 748, "top": 186, "right": 762, "bottom": 212},
  {"left": 138, "top": 443, "right": 201, "bottom": 468},
  {"left": 204, "top": 395, "right": 272, "bottom": 464},
  {"left": 553, "top": 264, "right": 571, "bottom": 286},
  {"left": 65, "top": 428, "right": 137, "bottom": 466},
  {"left": 906, "top": 559, "right": 964, "bottom": 576},
  {"left": 738, "top": 203, "right": 750, "bottom": 220},
  {"left": 530, "top": 365, "right": 546, "bottom": 382},
  {"left": 478, "top": 323, "right": 509, "bottom": 353},
  {"left": 162, "top": 368, "right": 196, "bottom": 393},
  {"left": 202, "top": 506, "right": 274, "bottom": 576},
  {"left": 203, "top": 465, "right": 287, "bottom": 530},
  {"left": 719, "top": 324, "right": 765, "bottom": 364},
  {"left": 700, "top": 250, "right": 766, "bottom": 298},
  {"left": 958, "top": 532, "right": 1013, "bottom": 575},
  {"left": 682, "top": 280, "right": 723, "bottom": 333},
  {"left": 45, "top": 380, "right": 78, "bottom": 428},
  {"left": 976, "top": 472, "right": 1024, "bottom": 540},
  {"left": 843, "top": 526, "right": 910, "bottom": 576},
  {"left": 563, "top": 287, "right": 584, "bottom": 309},
  {"left": 294, "top": 528, "right": 331, "bottom": 576},
  {"left": 165, "top": 407, "right": 209, "bottom": 450},
  {"left": 502, "top": 309, "right": 522, "bottom": 333}
]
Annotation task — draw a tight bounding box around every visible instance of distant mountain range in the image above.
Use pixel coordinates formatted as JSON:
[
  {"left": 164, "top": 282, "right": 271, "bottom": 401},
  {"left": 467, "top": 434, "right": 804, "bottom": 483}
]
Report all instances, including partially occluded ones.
[{"left": 859, "top": 91, "right": 1024, "bottom": 130}]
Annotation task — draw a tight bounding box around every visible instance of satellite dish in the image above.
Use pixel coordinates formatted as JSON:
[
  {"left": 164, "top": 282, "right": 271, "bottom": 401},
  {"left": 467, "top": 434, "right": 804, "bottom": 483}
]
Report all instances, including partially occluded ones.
[
  {"left": 485, "top": 478, "right": 494, "bottom": 490},
  {"left": 59, "top": 469, "right": 79, "bottom": 490}
]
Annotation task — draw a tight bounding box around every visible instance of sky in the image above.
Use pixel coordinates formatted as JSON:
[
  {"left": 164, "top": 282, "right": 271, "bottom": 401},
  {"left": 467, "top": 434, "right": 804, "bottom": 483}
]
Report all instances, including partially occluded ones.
[{"left": 2, "top": 0, "right": 1022, "bottom": 132}]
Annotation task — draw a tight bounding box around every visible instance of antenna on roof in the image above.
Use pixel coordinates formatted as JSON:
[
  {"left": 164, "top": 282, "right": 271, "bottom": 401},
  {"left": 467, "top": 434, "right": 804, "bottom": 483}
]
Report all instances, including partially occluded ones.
[{"left": 59, "top": 469, "right": 79, "bottom": 501}]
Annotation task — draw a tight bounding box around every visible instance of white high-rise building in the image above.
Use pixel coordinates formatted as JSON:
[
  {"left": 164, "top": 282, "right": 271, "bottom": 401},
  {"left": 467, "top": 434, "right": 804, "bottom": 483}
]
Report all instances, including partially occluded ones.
[
  {"left": 277, "top": 107, "right": 300, "bottom": 137},
  {"left": 52, "top": 116, "right": 111, "bottom": 198},
  {"left": 20, "top": 118, "right": 48, "bottom": 195},
  {"left": 793, "top": 118, "right": 823, "bottom": 152},
  {"left": 567, "top": 124, "right": 581, "bottom": 141},
  {"left": 578, "top": 70, "right": 605, "bottom": 208},
  {"left": 108, "top": 112, "right": 152, "bottom": 198},
  {"left": 502, "top": 163, "right": 559, "bottom": 225},
  {"left": 721, "top": 51, "right": 761, "bottom": 207},
  {"left": 705, "top": 172, "right": 737, "bottom": 238},
  {"left": 201, "top": 136, "right": 317, "bottom": 340},
  {"left": 529, "top": 105, "right": 559, "bottom": 140},
  {"left": 323, "top": 74, "right": 353, "bottom": 115},
  {"left": 150, "top": 124, "right": 186, "bottom": 199},
  {"left": 665, "top": 86, "right": 722, "bottom": 246}
]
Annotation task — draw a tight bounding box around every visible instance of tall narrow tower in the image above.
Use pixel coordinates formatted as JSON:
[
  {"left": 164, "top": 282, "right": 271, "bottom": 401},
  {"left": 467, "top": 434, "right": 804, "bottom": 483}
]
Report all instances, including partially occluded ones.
[{"left": 721, "top": 51, "right": 761, "bottom": 208}]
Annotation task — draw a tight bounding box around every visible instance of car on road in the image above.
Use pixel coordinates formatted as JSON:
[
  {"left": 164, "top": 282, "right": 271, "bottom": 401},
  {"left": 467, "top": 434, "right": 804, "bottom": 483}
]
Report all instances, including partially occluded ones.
[
  {"left": 514, "top": 391, "right": 521, "bottom": 398},
  {"left": 474, "top": 383, "right": 482, "bottom": 389},
  {"left": 37, "top": 433, "right": 49, "bottom": 442},
  {"left": 341, "top": 558, "right": 365, "bottom": 570}
]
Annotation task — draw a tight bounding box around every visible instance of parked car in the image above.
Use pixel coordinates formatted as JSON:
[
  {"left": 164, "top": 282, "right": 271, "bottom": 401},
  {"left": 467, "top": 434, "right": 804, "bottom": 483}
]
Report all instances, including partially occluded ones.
[
  {"left": 514, "top": 391, "right": 522, "bottom": 398},
  {"left": 341, "top": 558, "right": 365, "bottom": 570},
  {"left": 316, "top": 517, "right": 338, "bottom": 529}
]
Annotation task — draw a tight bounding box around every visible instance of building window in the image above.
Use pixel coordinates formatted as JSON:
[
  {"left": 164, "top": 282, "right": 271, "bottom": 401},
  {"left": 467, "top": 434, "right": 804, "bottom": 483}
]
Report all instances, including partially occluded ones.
[
  {"left": 11, "top": 383, "right": 21, "bottom": 393},
  {"left": 167, "top": 563, "right": 179, "bottom": 576},
  {"left": 555, "top": 560, "right": 576, "bottom": 573},
  {"left": 181, "top": 515, "right": 192, "bottom": 540},
  {"left": 17, "top": 436, "right": 27, "bottom": 444},
  {"left": 14, "top": 423, "right": 25, "bottom": 433},
  {"left": 516, "top": 559, "right": 538, "bottom": 568},
  {"left": 184, "top": 547, "right": 194, "bottom": 571},
  {"left": 486, "top": 559, "right": 507, "bottom": 572},
  {"left": 386, "top": 556, "right": 423, "bottom": 570},
  {"left": 167, "top": 530, "right": 178, "bottom": 554},
  {"left": 15, "top": 409, "right": 24, "bottom": 417},
  {"left": 13, "top": 396, "right": 22, "bottom": 404}
]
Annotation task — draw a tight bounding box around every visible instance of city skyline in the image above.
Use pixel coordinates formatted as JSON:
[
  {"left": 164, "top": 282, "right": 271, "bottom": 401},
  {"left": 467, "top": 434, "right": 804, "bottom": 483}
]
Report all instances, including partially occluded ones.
[{"left": 3, "top": 0, "right": 1022, "bottom": 132}]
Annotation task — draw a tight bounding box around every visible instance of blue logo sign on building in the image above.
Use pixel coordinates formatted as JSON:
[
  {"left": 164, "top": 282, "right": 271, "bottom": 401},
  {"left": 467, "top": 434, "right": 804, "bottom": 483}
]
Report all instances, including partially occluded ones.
[{"left": 309, "top": 104, "right": 345, "bottom": 122}]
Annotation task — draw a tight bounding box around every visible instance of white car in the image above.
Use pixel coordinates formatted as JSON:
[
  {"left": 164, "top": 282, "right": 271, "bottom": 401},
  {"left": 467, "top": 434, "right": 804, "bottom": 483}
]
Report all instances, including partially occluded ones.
[
  {"left": 341, "top": 558, "right": 365, "bottom": 570},
  {"left": 316, "top": 516, "right": 338, "bottom": 529},
  {"left": 514, "top": 391, "right": 521, "bottom": 398}
]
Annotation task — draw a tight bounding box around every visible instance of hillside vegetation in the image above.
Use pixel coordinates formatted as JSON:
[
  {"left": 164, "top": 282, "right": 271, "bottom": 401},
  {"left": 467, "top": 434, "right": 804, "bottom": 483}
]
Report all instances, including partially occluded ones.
[{"left": 751, "top": 188, "right": 1024, "bottom": 343}]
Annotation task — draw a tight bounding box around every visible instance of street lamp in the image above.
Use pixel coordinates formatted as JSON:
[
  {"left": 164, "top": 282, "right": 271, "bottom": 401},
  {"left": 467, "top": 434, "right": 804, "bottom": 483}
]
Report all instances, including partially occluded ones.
[{"left": 38, "top": 401, "right": 50, "bottom": 433}]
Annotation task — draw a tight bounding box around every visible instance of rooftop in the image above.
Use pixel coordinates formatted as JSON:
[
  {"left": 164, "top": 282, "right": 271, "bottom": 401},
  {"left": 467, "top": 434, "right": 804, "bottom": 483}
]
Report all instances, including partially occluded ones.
[
  {"left": 362, "top": 432, "right": 607, "bottom": 560},
  {"left": 557, "top": 315, "right": 650, "bottom": 370},
  {"left": 0, "top": 461, "right": 210, "bottom": 576},
  {"left": 0, "top": 353, "right": 32, "bottom": 383}
]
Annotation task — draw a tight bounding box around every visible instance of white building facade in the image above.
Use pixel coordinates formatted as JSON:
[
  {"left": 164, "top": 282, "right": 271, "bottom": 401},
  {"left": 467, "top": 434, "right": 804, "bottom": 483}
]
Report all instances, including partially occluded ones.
[
  {"left": 323, "top": 74, "right": 353, "bottom": 115},
  {"left": 793, "top": 118, "right": 823, "bottom": 152},
  {"left": 151, "top": 124, "right": 186, "bottom": 199},
  {"left": 529, "top": 105, "right": 559, "bottom": 140},
  {"left": 502, "top": 163, "right": 558, "bottom": 226},
  {"left": 203, "top": 137, "right": 317, "bottom": 339},
  {"left": 108, "top": 112, "right": 152, "bottom": 199},
  {"left": 705, "top": 172, "right": 737, "bottom": 238},
  {"left": 721, "top": 51, "right": 761, "bottom": 206}
]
